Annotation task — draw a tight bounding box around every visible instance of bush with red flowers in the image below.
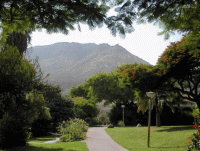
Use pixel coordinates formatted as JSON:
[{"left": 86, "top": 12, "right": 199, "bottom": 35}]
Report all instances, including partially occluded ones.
[{"left": 187, "top": 109, "right": 200, "bottom": 151}]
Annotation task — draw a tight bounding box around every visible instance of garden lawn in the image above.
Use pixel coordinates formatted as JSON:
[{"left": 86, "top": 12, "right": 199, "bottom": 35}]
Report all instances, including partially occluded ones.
[
  {"left": 0, "top": 134, "right": 89, "bottom": 151},
  {"left": 105, "top": 126, "right": 195, "bottom": 151}
]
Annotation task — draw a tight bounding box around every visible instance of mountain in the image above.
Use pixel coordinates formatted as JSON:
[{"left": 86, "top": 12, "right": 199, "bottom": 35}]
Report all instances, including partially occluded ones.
[{"left": 27, "top": 42, "right": 150, "bottom": 94}]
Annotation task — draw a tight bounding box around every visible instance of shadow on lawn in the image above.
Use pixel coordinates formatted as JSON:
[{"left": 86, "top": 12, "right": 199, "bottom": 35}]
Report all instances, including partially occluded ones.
[
  {"left": 151, "top": 146, "right": 186, "bottom": 149},
  {"left": 3, "top": 145, "right": 77, "bottom": 151},
  {"left": 156, "top": 126, "right": 193, "bottom": 132}
]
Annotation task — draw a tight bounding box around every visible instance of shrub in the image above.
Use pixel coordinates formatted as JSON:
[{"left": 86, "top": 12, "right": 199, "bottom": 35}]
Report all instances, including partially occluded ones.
[
  {"left": 60, "top": 134, "right": 72, "bottom": 142},
  {"left": 107, "top": 124, "right": 114, "bottom": 128},
  {"left": 96, "top": 113, "right": 110, "bottom": 125},
  {"left": 118, "top": 120, "right": 125, "bottom": 127},
  {"left": 57, "top": 118, "right": 88, "bottom": 141},
  {"left": 187, "top": 108, "right": 200, "bottom": 151}
]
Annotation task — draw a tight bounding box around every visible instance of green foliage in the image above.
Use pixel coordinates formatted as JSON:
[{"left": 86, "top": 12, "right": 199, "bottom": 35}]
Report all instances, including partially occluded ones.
[
  {"left": 87, "top": 72, "right": 120, "bottom": 103},
  {"left": 192, "top": 108, "right": 200, "bottom": 124},
  {"left": 60, "top": 134, "right": 72, "bottom": 142},
  {"left": 131, "top": 0, "right": 199, "bottom": 38},
  {"left": 86, "top": 72, "right": 132, "bottom": 105},
  {"left": 118, "top": 63, "right": 158, "bottom": 91},
  {"left": 38, "top": 83, "right": 63, "bottom": 100},
  {"left": 0, "top": 45, "right": 36, "bottom": 96},
  {"left": 115, "top": 63, "right": 163, "bottom": 115},
  {"left": 84, "top": 117, "right": 99, "bottom": 126},
  {"left": 26, "top": 90, "right": 51, "bottom": 121},
  {"left": 155, "top": 3, "right": 200, "bottom": 38},
  {"left": 0, "top": 45, "right": 50, "bottom": 148},
  {"left": 156, "top": 36, "right": 200, "bottom": 74},
  {"left": 107, "top": 124, "right": 114, "bottom": 128},
  {"left": 73, "top": 97, "right": 99, "bottom": 121},
  {"left": 156, "top": 34, "right": 200, "bottom": 107},
  {"left": 48, "top": 97, "right": 74, "bottom": 132},
  {"left": 108, "top": 101, "right": 147, "bottom": 126},
  {"left": 96, "top": 113, "right": 110, "bottom": 125},
  {"left": 57, "top": 118, "right": 88, "bottom": 142},
  {"left": 187, "top": 108, "right": 200, "bottom": 151},
  {"left": 0, "top": 90, "right": 51, "bottom": 149},
  {"left": 31, "top": 83, "right": 75, "bottom": 135},
  {"left": 0, "top": 0, "right": 134, "bottom": 44},
  {"left": 118, "top": 120, "right": 125, "bottom": 127},
  {"left": 69, "top": 83, "right": 89, "bottom": 99}
]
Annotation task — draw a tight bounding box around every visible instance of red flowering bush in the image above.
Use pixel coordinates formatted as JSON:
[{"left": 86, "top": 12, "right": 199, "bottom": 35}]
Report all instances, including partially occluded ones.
[
  {"left": 193, "top": 125, "right": 199, "bottom": 130},
  {"left": 187, "top": 109, "right": 200, "bottom": 151}
]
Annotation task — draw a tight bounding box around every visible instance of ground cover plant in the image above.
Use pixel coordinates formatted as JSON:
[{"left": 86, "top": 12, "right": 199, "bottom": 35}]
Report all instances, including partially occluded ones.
[
  {"left": 0, "top": 134, "right": 89, "bottom": 151},
  {"left": 105, "top": 126, "right": 195, "bottom": 151}
]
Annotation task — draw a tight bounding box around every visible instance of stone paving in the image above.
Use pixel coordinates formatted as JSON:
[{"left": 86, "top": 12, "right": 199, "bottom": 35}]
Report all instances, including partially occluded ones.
[{"left": 86, "top": 127, "right": 129, "bottom": 151}]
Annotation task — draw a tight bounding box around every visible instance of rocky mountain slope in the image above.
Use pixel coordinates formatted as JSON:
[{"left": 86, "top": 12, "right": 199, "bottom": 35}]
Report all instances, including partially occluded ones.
[{"left": 27, "top": 42, "right": 150, "bottom": 94}]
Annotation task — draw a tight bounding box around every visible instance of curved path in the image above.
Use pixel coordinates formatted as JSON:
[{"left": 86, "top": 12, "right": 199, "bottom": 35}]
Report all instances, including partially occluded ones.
[{"left": 86, "top": 127, "right": 129, "bottom": 151}]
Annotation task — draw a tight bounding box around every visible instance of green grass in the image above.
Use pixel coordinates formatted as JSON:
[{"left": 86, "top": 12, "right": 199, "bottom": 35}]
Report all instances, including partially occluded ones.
[
  {"left": 0, "top": 134, "right": 89, "bottom": 151},
  {"left": 105, "top": 125, "right": 195, "bottom": 151}
]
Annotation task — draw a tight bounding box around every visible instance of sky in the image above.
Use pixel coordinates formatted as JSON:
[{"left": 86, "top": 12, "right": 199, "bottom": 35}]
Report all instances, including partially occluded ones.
[{"left": 30, "top": 23, "right": 183, "bottom": 65}]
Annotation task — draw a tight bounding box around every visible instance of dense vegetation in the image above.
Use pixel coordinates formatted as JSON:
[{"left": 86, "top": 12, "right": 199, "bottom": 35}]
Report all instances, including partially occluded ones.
[{"left": 0, "top": 0, "right": 200, "bottom": 150}]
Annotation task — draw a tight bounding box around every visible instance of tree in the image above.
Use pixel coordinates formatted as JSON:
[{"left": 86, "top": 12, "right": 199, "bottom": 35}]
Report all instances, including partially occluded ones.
[
  {"left": 48, "top": 97, "right": 74, "bottom": 132},
  {"left": 156, "top": 34, "right": 200, "bottom": 108},
  {"left": 1, "top": 0, "right": 199, "bottom": 52},
  {"left": 118, "top": 63, "right": 157, "bottom": 91},
  {"left": 86, "top": 72, "right": 134, "bottom": 105},
  {"left": 69, "top": 83, "right": 89, "bottom": 99},
  {"left": 0, "top": 0, "right": 134, "bottom": 54},
  {"left": 0, "top": 45, "right": 50, "bottom": 148},
  {"left": 117, "top": 63, "right": 185, "bottom": 126},
  {"left": 117, "top": 63, "right": 162, "bottom": 126},
  {"left": 72, "top": 97, "right": 99, "bottom": 126},
  {"left": 32, "top": 83, "right": 75, "bottom": 134},
  {"left": 112, "top": 0, "right": 199, "bottom": 38}
]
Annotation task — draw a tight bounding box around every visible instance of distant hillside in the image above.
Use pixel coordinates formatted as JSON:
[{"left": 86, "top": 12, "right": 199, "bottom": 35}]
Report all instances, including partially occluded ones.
[{"left": 27, "top": 42, "right": 150, "bottom": 94}]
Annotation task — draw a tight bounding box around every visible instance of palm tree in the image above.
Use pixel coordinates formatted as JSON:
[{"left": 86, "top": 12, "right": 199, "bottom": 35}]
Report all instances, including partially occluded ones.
[
  {"left": 5, "top": 31, "right": 31, "bottom": 55},
  {"left": 135, "top": 91, "right": 187, "bottom": 127}
]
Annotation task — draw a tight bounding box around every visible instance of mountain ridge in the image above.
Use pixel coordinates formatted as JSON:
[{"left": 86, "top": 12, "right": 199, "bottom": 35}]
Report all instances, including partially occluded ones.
[{"left": 27, "top": 42, "right": 150, "bottom": 94}]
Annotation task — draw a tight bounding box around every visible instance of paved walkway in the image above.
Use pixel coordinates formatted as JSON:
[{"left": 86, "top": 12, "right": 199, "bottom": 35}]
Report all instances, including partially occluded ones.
[{"left": 86, "top": 127, "right": 129, "bottom": 151}]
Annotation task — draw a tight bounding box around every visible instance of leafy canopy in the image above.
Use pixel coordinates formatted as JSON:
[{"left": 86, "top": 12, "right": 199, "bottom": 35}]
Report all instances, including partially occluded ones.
[
  {"left": 0, "top": 0, "right": 134, "bottom": 41},
  {"left": 156, "top": 33, "right": 200, "bottom": 107}
]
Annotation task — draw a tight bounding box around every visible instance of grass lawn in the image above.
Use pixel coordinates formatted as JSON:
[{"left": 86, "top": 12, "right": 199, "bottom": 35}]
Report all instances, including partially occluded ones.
[
  {"left": 105, "top": 125, "right": 195, "bottom": 151},
  {"left": 0, "top": 134, "right": 89, "bottom": 151}
]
